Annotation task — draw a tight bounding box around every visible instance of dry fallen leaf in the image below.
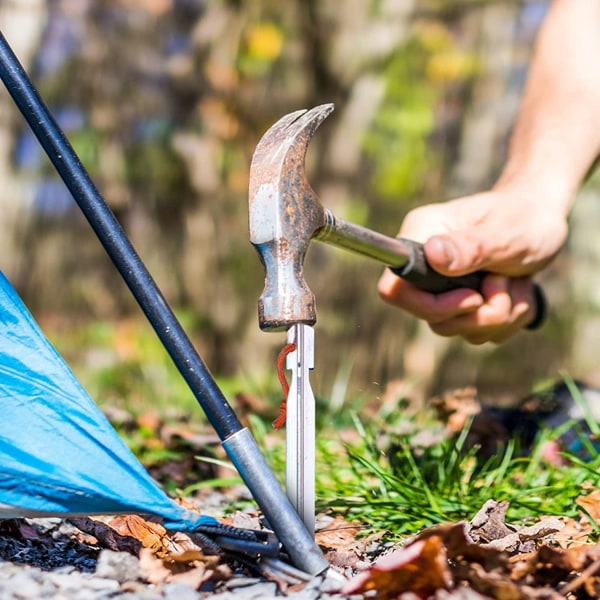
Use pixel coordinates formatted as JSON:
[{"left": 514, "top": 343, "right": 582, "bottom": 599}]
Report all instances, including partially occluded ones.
[
  {"left": 430, "top": 387, "right": 481, "bottom": 435},
  {"left": 375, "top": 505, "right": 600, "bottom": 599},
  {"left": 169, "top": 563, "right": 215, "bottom": 589},
  {"left": 0, "top": 519, "right": 49, "bottom": 544},
  {"left": 136, "top": 532, "right": 220, "bottom": 589},
  {"left": 138, "top": 548, "right": 172, "bottom": 584},
  {"left": 134, "top": 548, "right": 215, "bottom": 589},
  {"left": 109, "top": 515, "right": 172, "bottom": 557},
  {"left": 577, "top": 489, "right": 600, "bottom": 525},
  {"left": 70, "top": 517, "right": 142, "bottom": 555},
  {"left": 220, "top": 510, "right": 262, "bottom": 531},
  {"left": 343, "top": 535, "right": 452, "bottom": 599},
  {"left": 553, "top": 516, "right": 595, "bottom": 549},
  {"left": 468, "top": 500, "right": 515, "bottom": 543},
  {"left": 465, "top": 500, "right": 563, "bottom": 555},
  {"left": 108, "top": 515, "right": 209, "bottom": 562},
  {"left": 316, "top": 515, "right": 384, "bottom": 570},
  {"left": 316, "top": 515, "right": 363, "bottom": 550},
  {"left": 413, "top": 521, "right": 510, "bottom": 569}
]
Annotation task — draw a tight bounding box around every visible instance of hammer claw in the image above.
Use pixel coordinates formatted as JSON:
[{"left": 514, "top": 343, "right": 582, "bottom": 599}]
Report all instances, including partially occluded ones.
[
  {"left": 254, "top": 108, "right": 308, "bottom": 152},
  {"left": 252, "top": 104, "right": 333, "bottom": 163}
]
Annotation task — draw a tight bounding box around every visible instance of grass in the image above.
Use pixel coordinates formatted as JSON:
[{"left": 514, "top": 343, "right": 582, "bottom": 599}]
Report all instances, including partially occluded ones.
[
  {"left": 43, "top": 317, "right": 600, "bottom": 538},
  {"left": 230, "top": 403, "right": 600, "bottom": 540},
  {"left": 311, "top": 412, "right": 600, "bottom": 538}
]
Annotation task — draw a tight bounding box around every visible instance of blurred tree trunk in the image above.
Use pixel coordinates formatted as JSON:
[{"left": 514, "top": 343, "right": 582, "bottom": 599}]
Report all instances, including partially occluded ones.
[
  {"left": 448, "top": 4, "right": 522, "bottom": 196},
  {"left": 0, "top": 0, "right": 47, "bottom": 278},
  {"left": 568, "top": 180, "right": 600, "bottom": 385}
]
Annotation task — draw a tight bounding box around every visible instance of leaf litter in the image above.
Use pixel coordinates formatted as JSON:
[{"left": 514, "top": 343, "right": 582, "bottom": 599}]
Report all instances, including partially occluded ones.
[{"left": 2, "top": 384, "right": 600, "bottom": 598}]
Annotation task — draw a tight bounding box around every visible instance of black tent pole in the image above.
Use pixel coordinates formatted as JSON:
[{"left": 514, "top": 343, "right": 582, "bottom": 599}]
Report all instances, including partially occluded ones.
[{"left": 0, "top": 31, "right": 328, "bottom": 576}]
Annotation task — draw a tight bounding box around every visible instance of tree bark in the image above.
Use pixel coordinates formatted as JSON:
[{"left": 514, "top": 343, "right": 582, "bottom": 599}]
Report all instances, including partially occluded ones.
[{"left": 0, "top": 0, "right": 47, "bottom": 278}]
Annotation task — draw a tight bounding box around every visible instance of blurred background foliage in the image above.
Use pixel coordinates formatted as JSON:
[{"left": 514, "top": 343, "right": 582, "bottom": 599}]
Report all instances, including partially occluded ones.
[{"left": 0, "top": 0, "right": 598, "bottom": 418}]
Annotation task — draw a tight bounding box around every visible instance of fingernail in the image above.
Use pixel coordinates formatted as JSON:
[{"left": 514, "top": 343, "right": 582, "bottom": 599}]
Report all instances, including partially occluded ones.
[
  {"left": 462, "top": 294, "right": 484, "bottom": 310},
  {"left": 429, "top": 237, "right": 457, "bottom": 268}
]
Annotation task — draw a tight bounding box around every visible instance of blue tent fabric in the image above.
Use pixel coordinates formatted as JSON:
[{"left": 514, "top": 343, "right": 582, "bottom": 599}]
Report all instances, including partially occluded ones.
[{"left": 0, "top": 270, "right": 216, "bottom": 530}]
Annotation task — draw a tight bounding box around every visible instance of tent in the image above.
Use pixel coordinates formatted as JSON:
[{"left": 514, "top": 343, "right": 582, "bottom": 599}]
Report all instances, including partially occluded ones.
[{"left": 0, "top": 270, "right": 215, "bottom": 530}]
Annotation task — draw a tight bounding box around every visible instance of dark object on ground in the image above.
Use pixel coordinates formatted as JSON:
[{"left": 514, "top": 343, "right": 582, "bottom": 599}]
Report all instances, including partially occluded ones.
[{"left": 481, "top": 380, "right": 600, "bottom": 460}]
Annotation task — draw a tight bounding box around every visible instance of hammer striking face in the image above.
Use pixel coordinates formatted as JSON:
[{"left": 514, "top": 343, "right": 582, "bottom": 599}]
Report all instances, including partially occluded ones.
[{"left": 248, "top": 104, "right": 334, "bottom": 331}]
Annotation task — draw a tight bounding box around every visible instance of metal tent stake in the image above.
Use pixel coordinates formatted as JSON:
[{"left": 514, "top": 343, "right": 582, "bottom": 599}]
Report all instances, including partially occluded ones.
[
  {"left": 285, "top": 324, "right": 316, "bottom": 534},
  {"left": 0, "top": 30, "right": 327, "bottom": 577}
]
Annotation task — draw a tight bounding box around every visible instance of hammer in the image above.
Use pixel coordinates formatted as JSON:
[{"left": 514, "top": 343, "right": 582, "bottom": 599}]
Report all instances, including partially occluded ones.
[{"left": 249, "top": 103, "right": 545, "bottom": 331}]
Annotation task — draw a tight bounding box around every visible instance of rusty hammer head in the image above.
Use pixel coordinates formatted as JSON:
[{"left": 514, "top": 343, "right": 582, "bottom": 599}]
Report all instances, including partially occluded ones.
[{"left": 249, "top": 104, "right": 334, "bottom": 332}]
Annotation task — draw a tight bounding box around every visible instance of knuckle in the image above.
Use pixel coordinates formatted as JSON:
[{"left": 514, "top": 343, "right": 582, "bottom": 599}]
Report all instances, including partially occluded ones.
[{"left": 400, "top": 206, "right": 439, "bottom": 240}]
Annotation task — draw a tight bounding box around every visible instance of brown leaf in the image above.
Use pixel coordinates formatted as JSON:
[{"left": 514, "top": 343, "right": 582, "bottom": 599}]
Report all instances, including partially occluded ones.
[
  {"left": 553, "top": 516, "right": 595, "bottom": 549},
  {"left": 220, "top": 510, "right": 262, "bottom": 531},
  {"left": 429, "top": 388, "right": 511, "bottom": 458},
  {"left": 316, "top": 515, "right": 384, "bottom": 570},
  {"left": 138, "top": 545, "right": 219, "bottom": 589},
  {"left": 527, "top": 545, "right": 600, "bottom": 593},
  {"left": 69, "top": 517, "right": 142, "bottom": 555},
  {"left": 107, "top": 515, "right": 213, "bottom": 563},
  {"left": 343, "top": 536, "right": 453, "bottom": 599},
  {"left": 537, "top": 544, "right": 588, "bottom": 573},
  {"left": 139, "top": 548, "right": 172, "bottom": 584},
  {"left": 376, "top": 378, "right": 419, "bottom": 416},
  {"left": 380, "top": 519, "right": 596, "bottom": 599},
  {"left": 468, "top": 500, "right": 515, "bottom": 543},
  {"left": 170, "top": 564, "right": 214, "bottom": 589},
  {"left": 518, "top": 518, "right": 564, "bottom": 542},
  {"left": 168, "top": 549, "right": 208, "bottom": 563},
  {"left": 160, "top": 423, "right": 219, "bottom": 448},
  {"left": 584, "top": 571, "right": 600, "bottom": 597},
  {"left": 480, "top": 517, "right": 564, "bottom": 554},
  {"left": 457, "top": 561, "right": 526, "bottom": 600},
  {"left": 0, "top": 519, "right": 49, "bottom": 543},
  {"left": 316, "top": 516, "right": 362, "bottom": 550},
  {"left": 414, "top": 522, "right": 510, "bottom": 570},
  {"left": 577, "top": 489, "right": 600, "bottom": 525},
  {"left": 168, "top": 532, "right": 208, "bottom": 558},
  {"left": 430, "top": 387, "right": 481, "bottom": 435},
  {"left": 108, "top": 515, "right": 174, "bottom": 558}
]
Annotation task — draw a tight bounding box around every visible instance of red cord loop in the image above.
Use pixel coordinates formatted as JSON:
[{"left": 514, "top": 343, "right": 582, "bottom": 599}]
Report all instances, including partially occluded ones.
[{"left": 272, "top": 342, "right": 296, "bottom": 430}]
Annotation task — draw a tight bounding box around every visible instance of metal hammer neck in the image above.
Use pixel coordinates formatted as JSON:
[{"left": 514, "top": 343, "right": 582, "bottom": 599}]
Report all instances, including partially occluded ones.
[{"left": 315, "top": 209, "right": 414, "bottom": 270}]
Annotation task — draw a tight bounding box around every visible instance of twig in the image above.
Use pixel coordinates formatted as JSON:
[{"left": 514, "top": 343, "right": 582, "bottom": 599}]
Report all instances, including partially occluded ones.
[{"left": 559, "top": 557, "right": 600, "bottom": 596}]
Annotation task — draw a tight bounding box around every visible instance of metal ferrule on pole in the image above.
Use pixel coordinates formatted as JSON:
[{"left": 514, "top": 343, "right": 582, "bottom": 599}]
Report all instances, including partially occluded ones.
[{"left": 222, "top": 428, "right": 328, "bottom": 575}]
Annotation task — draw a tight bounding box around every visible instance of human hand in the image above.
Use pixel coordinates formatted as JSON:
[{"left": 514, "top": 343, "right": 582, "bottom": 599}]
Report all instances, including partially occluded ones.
[{"left": 378, "top": 189, "right": 568, "bottom": 344}]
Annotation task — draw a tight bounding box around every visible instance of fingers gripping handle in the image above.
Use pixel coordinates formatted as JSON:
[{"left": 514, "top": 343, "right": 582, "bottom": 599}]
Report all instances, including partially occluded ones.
[
  {"left": 392, "top": 238, "right": 486, "bottom": 293},
  {"left": 390, "top": 238, "right": 547, "bottom": 330}
]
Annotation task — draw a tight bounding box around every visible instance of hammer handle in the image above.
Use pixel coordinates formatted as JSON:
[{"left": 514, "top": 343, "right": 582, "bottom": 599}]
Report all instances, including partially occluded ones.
[
  {"left": 391, "top": 238, "right": 546, "bottom": 330},
  {"left": 317, "top": 212, "right": 546, "bottom": 330}
]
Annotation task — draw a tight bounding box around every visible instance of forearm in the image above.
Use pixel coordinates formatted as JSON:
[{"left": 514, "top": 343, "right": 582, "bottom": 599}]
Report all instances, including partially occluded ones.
[{"left": 495, "top": 0, "right": 600, "bottom": 215}]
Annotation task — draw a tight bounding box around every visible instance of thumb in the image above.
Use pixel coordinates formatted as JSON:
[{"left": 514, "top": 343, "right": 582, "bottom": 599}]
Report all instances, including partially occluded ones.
[{"left": 424, "top": 233, "right": 490, "bottom": 276}]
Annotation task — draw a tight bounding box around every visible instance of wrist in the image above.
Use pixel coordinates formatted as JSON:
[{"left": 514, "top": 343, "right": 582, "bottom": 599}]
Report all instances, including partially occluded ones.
[{"left": 492, "top": 172, "right": 575, "bottom": 219}]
